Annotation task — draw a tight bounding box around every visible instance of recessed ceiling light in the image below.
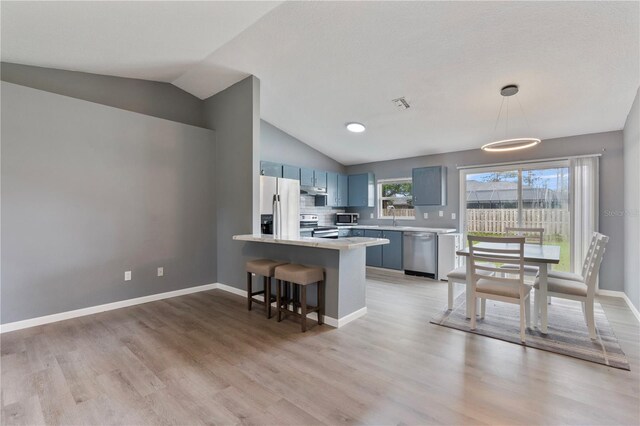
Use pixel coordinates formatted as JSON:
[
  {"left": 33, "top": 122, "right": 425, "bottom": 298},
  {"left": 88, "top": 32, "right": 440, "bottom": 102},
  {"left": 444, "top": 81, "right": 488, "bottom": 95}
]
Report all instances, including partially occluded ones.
[{"left": 346, "top": 122, "right": 365, "bottom": 133}]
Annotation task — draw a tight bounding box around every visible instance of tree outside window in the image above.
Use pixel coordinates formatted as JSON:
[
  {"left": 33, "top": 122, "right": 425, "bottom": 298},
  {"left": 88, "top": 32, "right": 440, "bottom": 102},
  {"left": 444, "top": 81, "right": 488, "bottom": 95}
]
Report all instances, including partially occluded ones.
[{"left": 378, "top": 179, "right": 415, "bottom": 219}]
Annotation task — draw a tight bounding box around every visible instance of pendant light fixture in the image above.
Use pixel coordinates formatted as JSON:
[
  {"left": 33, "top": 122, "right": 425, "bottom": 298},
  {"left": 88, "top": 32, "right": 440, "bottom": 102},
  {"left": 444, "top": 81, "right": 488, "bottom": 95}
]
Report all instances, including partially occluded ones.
[{"left": 481, "top": 85, "right": 540, "bottom": 152}]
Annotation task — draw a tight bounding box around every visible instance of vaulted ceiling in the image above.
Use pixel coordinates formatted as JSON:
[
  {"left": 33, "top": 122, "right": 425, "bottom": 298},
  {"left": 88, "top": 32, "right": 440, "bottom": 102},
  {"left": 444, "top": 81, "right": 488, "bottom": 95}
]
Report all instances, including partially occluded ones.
[{"left": 3, "top": 1, "right": 638, "bottom": 165}]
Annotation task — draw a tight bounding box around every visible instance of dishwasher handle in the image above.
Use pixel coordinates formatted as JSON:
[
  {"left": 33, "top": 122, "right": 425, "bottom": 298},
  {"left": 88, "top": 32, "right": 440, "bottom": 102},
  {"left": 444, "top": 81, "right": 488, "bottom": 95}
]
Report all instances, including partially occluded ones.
[{"left": 405, "top": 232, "right": 435, "bottom": 239}]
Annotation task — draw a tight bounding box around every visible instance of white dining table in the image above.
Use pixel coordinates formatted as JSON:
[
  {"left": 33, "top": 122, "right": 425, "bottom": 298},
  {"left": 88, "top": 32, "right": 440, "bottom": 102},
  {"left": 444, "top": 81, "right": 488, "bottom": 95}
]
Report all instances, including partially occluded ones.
[{"left": 456, "top": 242, "right": 561, "bottom": 334}]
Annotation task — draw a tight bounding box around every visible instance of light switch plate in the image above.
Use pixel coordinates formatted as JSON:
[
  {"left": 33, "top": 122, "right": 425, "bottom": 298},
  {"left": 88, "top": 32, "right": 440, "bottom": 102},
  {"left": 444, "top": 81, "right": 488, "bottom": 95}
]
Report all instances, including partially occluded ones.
[
  {"left": 423, "top": 212, "right": 428, "bottom": 219},
  {"left": 451, "top": 213, "right": 456, "bottom": 220},
  {"left": 124, "top": 271, "right": 131, "bottom": 281},
  {"left": 439, "top": 210, "right": 444, "bottom": 217},
  {"left": 157, "top": 267, "right": 164, "bottom": 277}
]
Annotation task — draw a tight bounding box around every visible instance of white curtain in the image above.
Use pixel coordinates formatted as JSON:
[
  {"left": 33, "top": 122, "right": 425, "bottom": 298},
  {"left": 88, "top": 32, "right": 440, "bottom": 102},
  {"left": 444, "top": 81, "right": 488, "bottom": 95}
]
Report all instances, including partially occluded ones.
[{"left": 570, "top": 156, "right": 599, "bottom": 273}]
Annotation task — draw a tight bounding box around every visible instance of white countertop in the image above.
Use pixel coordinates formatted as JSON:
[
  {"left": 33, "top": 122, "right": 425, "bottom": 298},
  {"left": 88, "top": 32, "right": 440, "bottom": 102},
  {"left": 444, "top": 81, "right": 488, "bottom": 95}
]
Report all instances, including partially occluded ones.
[
  {"left": 233, "top": 234, "right": 390, "bottom": 250},
  {"left": 338, "top": 225, "right": 458, "bottom": 233}
]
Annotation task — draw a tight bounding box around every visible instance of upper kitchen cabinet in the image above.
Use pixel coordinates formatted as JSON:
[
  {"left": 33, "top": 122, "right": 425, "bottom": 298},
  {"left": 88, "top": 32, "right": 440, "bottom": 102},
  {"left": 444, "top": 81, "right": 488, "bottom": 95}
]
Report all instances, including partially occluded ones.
[
  {"left": 348, "top": 173, "right": 375, "bottom": 207},
  {"left": 325, "top": 172, "right": 339, "bottom": 207},
  {"left": 282, "top": 165, "right": 300, "bottom": 180},
  {"left": 412, "top": 166, "right": 447, "bottom": 206},
  {"left": 337, "top": 174, "right": 349, "bottom": 207},
  {"left": 300, "top": 168, "right": 328, "bottom": 189},
  {"left": 314, "top": 170, "right": 327, "bottom": 188},
  {"left": 260, "top": 161, "right": 283, "bottom": 178},
  {"left": 300, "top": 167, "right": 314, "bottom": 186}
]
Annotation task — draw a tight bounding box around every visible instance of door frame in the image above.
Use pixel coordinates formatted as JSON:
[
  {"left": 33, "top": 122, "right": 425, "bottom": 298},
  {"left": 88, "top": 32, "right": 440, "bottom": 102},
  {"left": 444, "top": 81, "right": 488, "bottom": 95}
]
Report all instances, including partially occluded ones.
[{"left": 458, "top": 159, "right": 570, "bottom": 256}]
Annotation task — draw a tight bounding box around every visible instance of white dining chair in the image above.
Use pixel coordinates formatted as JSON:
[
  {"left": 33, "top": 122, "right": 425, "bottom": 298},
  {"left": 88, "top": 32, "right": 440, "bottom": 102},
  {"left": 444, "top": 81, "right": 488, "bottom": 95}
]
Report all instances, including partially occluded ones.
[
  {"left": 533, "top": 232, "right": 609, "bottom": 339},
  {"left": 502, "top": 227, "right": 544, "bottom": 279},
  {"left": 446, "top": 265, "right": 493, "bottom": 310},
  {"left": 468, "top": 235, "right": 530, "bottom": 342},
  {"left": 544, "top": 231, "right": 598, "bottom": 282}
]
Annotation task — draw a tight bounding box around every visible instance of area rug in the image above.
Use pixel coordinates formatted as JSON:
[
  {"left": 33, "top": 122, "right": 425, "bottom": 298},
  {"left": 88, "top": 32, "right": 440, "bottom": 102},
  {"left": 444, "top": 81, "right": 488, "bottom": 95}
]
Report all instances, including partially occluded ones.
[{"left": 430, "top": 295, "right": 630, "bottom": 370}]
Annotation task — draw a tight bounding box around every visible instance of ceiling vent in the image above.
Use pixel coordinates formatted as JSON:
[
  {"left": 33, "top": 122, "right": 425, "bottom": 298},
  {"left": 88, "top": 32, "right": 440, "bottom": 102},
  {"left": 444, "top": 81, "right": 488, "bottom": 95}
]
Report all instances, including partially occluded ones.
[{"left": 392, "top": 97, "right": 410, "bottom": 110}]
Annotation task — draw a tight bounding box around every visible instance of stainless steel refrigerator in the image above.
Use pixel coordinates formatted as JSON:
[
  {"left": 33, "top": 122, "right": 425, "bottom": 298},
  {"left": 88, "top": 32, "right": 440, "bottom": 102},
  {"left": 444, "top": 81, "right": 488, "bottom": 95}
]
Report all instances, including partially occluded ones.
[{"left": 260, "top": 176, "right": 300, "bottom": 239}]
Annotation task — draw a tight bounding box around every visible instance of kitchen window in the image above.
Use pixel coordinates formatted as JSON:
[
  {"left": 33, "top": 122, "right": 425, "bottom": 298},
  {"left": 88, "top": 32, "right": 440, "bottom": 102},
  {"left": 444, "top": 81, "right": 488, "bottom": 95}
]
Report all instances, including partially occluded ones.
[{"left": 378, "top": 178, "right": 415, "bottom": 219}]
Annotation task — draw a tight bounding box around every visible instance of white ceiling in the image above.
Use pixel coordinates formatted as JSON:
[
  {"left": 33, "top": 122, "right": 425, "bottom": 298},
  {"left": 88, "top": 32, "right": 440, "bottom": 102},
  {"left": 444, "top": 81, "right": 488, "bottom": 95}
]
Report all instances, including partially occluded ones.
[
  {"left": 1, "top": 1, "right": 281, "bottom": 82},
  {"left": 2, "top": 1, "right": 639, "bottom": 165}
]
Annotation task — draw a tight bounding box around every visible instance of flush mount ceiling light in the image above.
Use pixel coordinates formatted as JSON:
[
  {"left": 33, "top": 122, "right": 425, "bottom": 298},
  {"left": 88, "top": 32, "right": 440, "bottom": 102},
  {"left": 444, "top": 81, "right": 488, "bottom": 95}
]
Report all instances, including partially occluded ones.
[
  {"left": 346, "top": 122, "right": 366, "bottom": 133},
  {"left": 482, "top": 85, "right": 540, "bottom": 152}
]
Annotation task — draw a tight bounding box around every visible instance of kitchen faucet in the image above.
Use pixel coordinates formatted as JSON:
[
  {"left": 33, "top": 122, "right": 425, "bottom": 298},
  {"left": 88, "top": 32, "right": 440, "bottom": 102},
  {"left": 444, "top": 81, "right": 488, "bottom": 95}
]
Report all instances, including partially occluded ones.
[{"left": 387, "top": 205, "right": 397, "bottom": 227}]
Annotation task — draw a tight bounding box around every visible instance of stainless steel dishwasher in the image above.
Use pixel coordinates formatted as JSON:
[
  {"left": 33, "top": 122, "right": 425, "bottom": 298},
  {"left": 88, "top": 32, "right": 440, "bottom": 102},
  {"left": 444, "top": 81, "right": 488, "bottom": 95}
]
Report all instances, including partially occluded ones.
[{"left": 403, "top": 232, "right": 437, "bottom": 278}]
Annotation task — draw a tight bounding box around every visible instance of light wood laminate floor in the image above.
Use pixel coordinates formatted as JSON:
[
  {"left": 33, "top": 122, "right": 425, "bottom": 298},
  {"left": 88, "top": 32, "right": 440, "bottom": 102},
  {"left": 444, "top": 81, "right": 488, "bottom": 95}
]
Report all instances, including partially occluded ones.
[{"left": 2, "top": 269, "right": 639, "bottom": 425}]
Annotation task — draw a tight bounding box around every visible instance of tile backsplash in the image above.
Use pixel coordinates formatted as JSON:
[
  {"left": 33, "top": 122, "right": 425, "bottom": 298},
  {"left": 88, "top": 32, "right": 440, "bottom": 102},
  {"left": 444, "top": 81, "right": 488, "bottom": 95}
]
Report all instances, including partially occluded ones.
[{"left": 300, "top": 195, "right": 345, "bottom": 226}]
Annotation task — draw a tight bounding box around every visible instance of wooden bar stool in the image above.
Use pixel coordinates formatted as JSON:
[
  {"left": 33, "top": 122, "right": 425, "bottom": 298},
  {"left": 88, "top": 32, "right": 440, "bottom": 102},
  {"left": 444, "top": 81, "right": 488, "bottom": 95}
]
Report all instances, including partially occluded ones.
[
  {"left": 246, "top": 259, "right": 287, "bottom": 318},
  {"left": 274, "top": 264, "right": 325, "bottom": 332}
]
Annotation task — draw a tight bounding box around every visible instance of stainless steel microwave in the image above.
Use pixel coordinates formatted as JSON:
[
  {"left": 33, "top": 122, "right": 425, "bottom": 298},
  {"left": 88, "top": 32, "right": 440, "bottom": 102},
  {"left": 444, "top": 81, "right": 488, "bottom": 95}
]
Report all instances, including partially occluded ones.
[{"left": 336, "top": 213, "right": 359, "bottom": 225}]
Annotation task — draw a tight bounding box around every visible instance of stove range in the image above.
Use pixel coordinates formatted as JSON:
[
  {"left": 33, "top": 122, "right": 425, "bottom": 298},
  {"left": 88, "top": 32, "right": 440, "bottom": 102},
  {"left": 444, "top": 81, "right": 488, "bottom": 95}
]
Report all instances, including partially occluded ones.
[{"left": 300, "top": 214, "right": 339, "bottom": 239}]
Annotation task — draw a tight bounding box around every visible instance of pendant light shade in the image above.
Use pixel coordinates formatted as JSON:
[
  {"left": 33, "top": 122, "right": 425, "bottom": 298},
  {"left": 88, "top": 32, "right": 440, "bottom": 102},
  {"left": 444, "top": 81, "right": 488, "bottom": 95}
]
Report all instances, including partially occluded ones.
[
  {"left": 483, "top": 85, "right": 539, "bottom": 152},
  {"left": 481, "top": 138, "right": 541, "bottom": 152}
]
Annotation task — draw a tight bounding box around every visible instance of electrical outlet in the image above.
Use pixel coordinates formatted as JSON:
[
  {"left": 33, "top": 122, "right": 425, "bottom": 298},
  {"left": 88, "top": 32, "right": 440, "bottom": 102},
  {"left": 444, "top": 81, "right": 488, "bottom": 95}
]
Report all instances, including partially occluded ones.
[
  {"left": 124, "top": 271, "right": 131, "bottom": 281},
  {"left": 451, "top": 213, "right": 456, "bottom": 220},
  {"left": 423, "top": 212, "right": 428, "bottom": 219},
  {"left": 370, "top": 213, "right": 374, "bottom": 219},
  {"left": 157, "top": 267, "right": 164, "bottom": 277},
  {"left": 439, "top": 210, "right": 444, "bottom": 217}
]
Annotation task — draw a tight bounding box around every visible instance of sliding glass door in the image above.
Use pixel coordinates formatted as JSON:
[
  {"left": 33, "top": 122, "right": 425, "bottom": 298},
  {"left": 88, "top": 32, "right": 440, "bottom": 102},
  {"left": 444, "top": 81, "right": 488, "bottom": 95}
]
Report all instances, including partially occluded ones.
[{"left": 462, "top": 161, "right": 571, "bottom": 271}]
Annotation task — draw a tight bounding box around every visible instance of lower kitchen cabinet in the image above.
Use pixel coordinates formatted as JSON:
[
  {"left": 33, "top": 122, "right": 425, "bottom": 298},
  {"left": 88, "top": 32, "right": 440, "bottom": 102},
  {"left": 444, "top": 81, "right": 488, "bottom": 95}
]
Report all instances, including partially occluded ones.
[
  {"left": 381, "top": 230, "right": 403, "bottom": 270},
  {"left": 364, "top": 230, "right": 383, "bottom": 267},
  {"left": 352, "top": 229, "right": 364, "bottom": 237},
  {"left": 338, "top": 228, "right": 351, "bottom": 238}
]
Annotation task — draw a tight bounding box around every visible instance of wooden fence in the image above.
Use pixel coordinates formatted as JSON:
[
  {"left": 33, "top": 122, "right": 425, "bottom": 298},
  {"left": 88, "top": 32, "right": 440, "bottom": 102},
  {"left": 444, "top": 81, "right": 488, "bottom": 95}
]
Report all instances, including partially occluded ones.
[{"left": 466, "top": 208, "right": 570, "bottom": 238}]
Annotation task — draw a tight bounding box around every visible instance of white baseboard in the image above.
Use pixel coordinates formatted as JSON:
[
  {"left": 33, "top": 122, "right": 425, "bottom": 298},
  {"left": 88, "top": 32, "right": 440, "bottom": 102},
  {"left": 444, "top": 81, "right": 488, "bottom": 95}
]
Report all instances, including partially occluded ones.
[
  {"left": 0, "top": 283, "right": 218, "bottom": 334},
  {"left": 335, "top": 307, "right": 368, "bottom": 327},
  {"left": 1, "top": 281, "right": 369, "bottom": 333},
  {"left": 214, "top": 283, "right": 366, "bottom": 328},
  {"left": 597, "top": 289, "right": 640, "bottom": 323},
  {"left": 216, "top": 283, "right": 247, "bottom": 297}
]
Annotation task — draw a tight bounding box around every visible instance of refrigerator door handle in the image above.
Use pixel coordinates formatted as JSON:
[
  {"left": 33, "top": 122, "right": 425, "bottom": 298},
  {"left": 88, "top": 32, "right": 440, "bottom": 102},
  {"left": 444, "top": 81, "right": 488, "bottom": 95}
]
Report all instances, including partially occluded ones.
[
  {"left": 272, "top": 194, "right": 278, "bottom": 238},
  {"left": 277, "top": 195, "right": 283, "bottom": 238}
]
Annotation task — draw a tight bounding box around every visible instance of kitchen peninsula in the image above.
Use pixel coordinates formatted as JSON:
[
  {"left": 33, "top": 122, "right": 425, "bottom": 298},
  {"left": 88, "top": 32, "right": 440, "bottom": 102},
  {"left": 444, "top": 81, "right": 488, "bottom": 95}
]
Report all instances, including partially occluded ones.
[{"left": 233, "top": 234, "right": 389, "bottom": 327}]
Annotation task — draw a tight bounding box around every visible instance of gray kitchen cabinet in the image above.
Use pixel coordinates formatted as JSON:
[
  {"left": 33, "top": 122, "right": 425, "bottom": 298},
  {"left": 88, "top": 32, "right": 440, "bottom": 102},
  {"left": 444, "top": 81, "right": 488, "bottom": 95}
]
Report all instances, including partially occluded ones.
[
  {"left": 337, "top": 174, "right": 349, "bottom": 207},
  {"left": 283, "top": 165, "right": 300, "bottom": 180},
  {"left": 300, "top": 168, "right": 314, "bottom": 186},
  {"left": 412, "top": 166, "right": 447, "bottom": 206},
  {"left": 260, "top": 161, "right": 283, "bottom": 178},
  {"left": 337, "top": 228, "right": 351, "bottom": 238},
  {"left": 364, "top": 230, "right": 383, "bottom": 267},
  {"left": 326, "top": 172, "right": 339, "bottom": 206},
  {"left": 351, "top": 229, "right": 365, "bottom": 237},
  {"left": 348, "top": 173, "right": 375, "bottom": 207},
  {"left": 314, "top": 170, "right": 327, "bottom": 189},
  {"left": 381, "top": 230, "right": 403, "bottom": 270},
  {"left": 300, "top": 168, "right": 327, "bottom": 189}
]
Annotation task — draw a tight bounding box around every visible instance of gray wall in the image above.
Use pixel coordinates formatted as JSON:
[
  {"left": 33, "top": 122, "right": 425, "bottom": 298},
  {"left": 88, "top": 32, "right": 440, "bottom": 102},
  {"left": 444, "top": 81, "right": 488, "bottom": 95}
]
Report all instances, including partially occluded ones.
[
  {"left": 204, "top": 76, "right": 261, "bottom": 289},
  {"left": 1, "top": 62, "right": 204, "bottom": 128},
  {"left": 261, "top": 120, "right": 346, "bottom": 174},
  {"left": 1, "top": 82, "right": 217, "bottom": 324},
  {"left": 346, "top": 131, "right": 625, "bottom": 292},
  {"left": 623, "top": 88, "right": 640, "bottom": 311}
]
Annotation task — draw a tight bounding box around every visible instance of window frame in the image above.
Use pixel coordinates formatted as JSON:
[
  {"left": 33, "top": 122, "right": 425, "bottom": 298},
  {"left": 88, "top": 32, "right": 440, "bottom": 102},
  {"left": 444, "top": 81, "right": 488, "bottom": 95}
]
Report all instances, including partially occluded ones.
[
  {"left": 459, "top": 159, "right": 572, "bottom": 270},
  {"left": 377, "top": 177, "right": 416, "bottom": 220}
]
